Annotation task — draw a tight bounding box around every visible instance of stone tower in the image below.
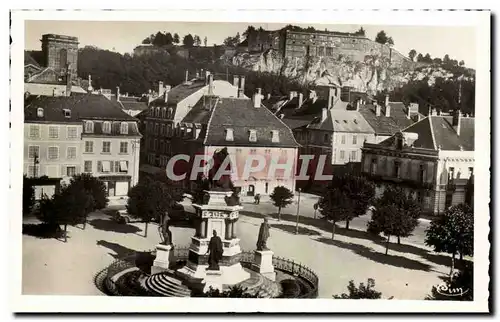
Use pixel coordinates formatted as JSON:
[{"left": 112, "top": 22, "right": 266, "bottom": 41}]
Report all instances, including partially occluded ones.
[{"left": 41, "top": 34, "right": 79, "bottom": 80}]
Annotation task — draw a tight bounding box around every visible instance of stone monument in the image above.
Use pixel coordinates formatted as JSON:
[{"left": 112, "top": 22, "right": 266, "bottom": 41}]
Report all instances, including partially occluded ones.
[
  {"left": 252, "top": 217, "right": 276, "bottom": 281},
  {"left": 151, "top": 213, "right": 174, "bottom": 274}
]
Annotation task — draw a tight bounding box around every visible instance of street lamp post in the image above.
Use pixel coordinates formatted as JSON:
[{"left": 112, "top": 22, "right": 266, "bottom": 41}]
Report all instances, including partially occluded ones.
[{"left": 295, "top": 188, "right": 301, "bottom": 235}]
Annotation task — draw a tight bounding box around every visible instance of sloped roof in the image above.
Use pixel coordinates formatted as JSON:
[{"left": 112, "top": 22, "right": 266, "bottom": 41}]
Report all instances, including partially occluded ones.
[
  {"left": 118, "top": 97, "right": 149, "bottom": 111},
  {"left": 205, "top": 98, "right": 299, "bottom": 148},
  {"left": 358, "top": 102, "right": 422, "bottom": 136},
  {"left": 306, "top": 109, "right": 374, "bottom": 133},
  {"left": 379, "top": 115, "right": 474, "bottom": 151},
  {"left": 181, "top": 96, "right": 299, "bottom": 148},
  {"left": 25, "top": 94, "right": 139, "bottom": 124},
  {"left": 24, "top": 83, "right": 87, "bottom": 97},
  {"left": 153, "top": 80, "right": 207, "bottom": 106},
  {"left": 24, "top": 52, "right": 41, "bottom": 68}
]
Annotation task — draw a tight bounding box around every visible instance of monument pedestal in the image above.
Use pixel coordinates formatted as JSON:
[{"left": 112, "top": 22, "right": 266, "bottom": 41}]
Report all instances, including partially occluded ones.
[
  {"left": 151, "top": 244, "right": 173, "bottom": 275},
  {"left": 252, "top": 250, "right": 276, "bottom": 281},
  {"left": 176, "top": 190, "right": 250, "bottom": 289},
  {"left": 202, "top": 269, "right": 223, "bottom": 292}
]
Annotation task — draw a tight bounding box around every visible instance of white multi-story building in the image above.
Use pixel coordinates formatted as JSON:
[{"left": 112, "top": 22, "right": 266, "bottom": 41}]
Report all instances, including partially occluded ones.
[{"left": 24, "top": 94, "right": 142, "bottom": 200}]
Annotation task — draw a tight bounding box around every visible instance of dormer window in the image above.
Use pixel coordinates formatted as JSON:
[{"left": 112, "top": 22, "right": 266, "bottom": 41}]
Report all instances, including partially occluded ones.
[
  {"left": 249, "top": 129, "right": 257, "bottom": 142},
  {"left": 225, "top": 128, "right": 234, "bottom": 141},
  {"left": 161, "top": 108, "right": 166, "bottom": 118},
  {"left": 195, "top": 128, "right": 201, "bottom": 139},
  {"left": 63, "top": 109, "right": 71, "bottom": 118},
  {"left": 120, "top": 122, "right": 129, "bottom": 134},
  {"left": 271, "top": 130, "right": 280, "bottom": 143},
  {"left": 167, "top": 108, "right": 173, "bottom": 118},
  {"left": 155, "top": 107, "right": 160, "bottom": 118},
  {"left": 85, "top": 121, "right": 94, "bottom": 133},
  {"left": 103, "top": 121, "right": 111, "bottom": 134},
  {"left": 37, "top": 108, "right": 44, "bottom": 118}
]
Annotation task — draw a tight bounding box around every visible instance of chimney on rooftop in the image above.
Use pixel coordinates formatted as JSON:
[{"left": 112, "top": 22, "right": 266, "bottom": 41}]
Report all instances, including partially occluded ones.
[
  {"left": 158, "top": 81, "right": 164, "bottom": 97},
  {"left": 375, "top": 102, "right": 381, "bottom": 116},
  {"left": 385, "top": 94, "right": 389, "bottom": 107},
  {"left": 355, "top": 99, "right": 361, "bottom": 111},
  {"left": 385, "top": 103, "right": 391, "bottom": 117},
  {"left": 195, "top": 71, "right": 200, "bottom": 79},
  {"left": 233, "top": 75, "right": 239, "bottom": 88},
  {"left": 205, "top": 70, "right": 211, "bottom": 84},
  {"left": 208, "top": 74, "right": 214, "bottom": 95},
  {"left": 309, "top": 90, "right": 317, "bottom": 103},
  {"left": 298, "top": 93, "right": 304, "bottom": 108},
  {"left": 185, "top": 70, "right": 189, "bottom": 83},
  {"left": 328, "top": 87, "right": 336, "bottom": 109},
  {"left": 321, "top": 107, "right": 328, "bottom": 122},
  {"left": 406, "top": 106, "right": 411, "bottom": 119},
  {"left": 116, "top": 86, "right": 121, "bottom": 102},
  {"left": 452, "top": 109, "right": 462, "bottom": 136},
  {"left": 253, "top": 88, "right": 262, "bottom": 108},
  {"left": 238, "top": 76, "right": 245, "bottom": 98},
  {"left": 165, "top": 85, "right": 171, "bottom": 93},
  {"left": 65, "top": 63, "right": 72, "bottom": 97}
]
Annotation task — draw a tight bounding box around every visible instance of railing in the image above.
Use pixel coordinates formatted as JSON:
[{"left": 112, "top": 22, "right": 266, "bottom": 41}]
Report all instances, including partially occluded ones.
[{"left": 100, "top": 246, "right": 319, "bottom": 298}]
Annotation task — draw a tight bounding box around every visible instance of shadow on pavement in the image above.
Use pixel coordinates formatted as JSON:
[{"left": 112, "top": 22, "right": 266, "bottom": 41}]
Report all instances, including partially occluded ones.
[
  {"left": 96, "top": 240, "right": 136, "bottom": 259},
  {"left": 88, "top": 218, "right": 142, "bottom": 234},
  {"left": 316, "top": 237, "right": 432, "bottom": 272},
  {"left": 271, "top": 223, "right": 321, "bottom": 236},
  {"left": 240, "top": 210, "right": 384, "bottom": 242},
  {"left": 22, "top": 223, "right": 68, "bottom": 241}
]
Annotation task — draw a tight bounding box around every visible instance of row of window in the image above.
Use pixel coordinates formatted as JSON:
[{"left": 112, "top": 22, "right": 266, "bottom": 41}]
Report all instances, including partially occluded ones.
[
  {"left": 95, "top": 160, "right": 129, "bottom": 173},
  {"left": 84, "top": 141, "right": 129, "bottom": 154},
  {"left": 149, "top": 106, "right": 174, "bottom": 119},
  {"left": 147, "top": 139, "right": 172, "bottom": 154},
  {"left": 84, "top": 121, "right": 129, "bottom": 135},
  {"left": 29, "top": 125, "right": 78, "bottom": 139},
  {"left": 296, "top": 131, "right": 362, "bottom": 145},
  {"left": 339, "top": 150, "right": 357, "bottom": 161},
  {"left": 26, "top": 165, "right": 78, "bottom": 178},
  {"left": 28, "top": 146, "right": 77, "bottom": 160},
  {"left": 145, "top": 121, "right": 175, "bottom": 137},
  {"left": 225, "top": 129, "right": 280, "bottom": 143}
]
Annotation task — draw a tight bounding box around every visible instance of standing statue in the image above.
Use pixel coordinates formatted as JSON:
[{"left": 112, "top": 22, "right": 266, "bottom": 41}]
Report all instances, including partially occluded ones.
[
  {"left": 208, "top": 148, "right": 234, "bottom": 192},
  {"left": 256, "top": 217, "right": 271, "bottom": 251},
  {"left": 206, "top": 230, "right": 224, "bottom": 270},
  {"left": 159, "top": 213, "right": 173, "bottom": 246}
]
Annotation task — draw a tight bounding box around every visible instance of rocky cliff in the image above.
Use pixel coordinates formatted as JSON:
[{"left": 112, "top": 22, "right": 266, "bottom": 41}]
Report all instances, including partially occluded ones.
[{"left": 228, "top": 49, "right": 469, "bottom": 93}]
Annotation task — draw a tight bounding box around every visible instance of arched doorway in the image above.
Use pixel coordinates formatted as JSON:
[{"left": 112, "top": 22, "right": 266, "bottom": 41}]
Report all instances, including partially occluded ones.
[{"left": 247, "top": 185, "right": 255, "bottom": 196}]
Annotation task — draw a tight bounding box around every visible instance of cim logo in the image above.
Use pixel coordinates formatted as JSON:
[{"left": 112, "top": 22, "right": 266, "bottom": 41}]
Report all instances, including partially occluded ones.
[{"left": 436, "top": 282, "right": 470, "bottom": 297}]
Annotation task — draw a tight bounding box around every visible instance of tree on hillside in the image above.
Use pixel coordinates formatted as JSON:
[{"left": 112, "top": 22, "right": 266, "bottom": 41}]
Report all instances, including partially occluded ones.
[
  {"left": 425, "top": 204, "right": 473, "bottom": 277},
  {"left": 416, "top": 53, "right": 424, "bottom": 62},
  {"left": 375, "top": 30, "right": 394, "bottom": 46},
  {"left": 367, "top": 186, "right": 421, "bottom": 254},
  {"left": 408, "top": 49, "right": 417, "bottom": 61},
  {"left": 204, "top": 36, "right": 208, "bottom": 47},
  {"left": 424, "top": 53, "right": 432, "bottom": 63},
  {"left": 433, "top": 57, "right": 443, "bottom": 65},
  {"left": 243, "top": 25, "right": 257, "bottom": 38},
  {"left": 127, "top": 177, "right": 175, "bottom": 237},
  {"left": 142, "top": 38, "right": 151, "bottom": 45},
  {"left": 164, "top": 32, "right": 174, "bottom": 46},
  {"left": 173, "top": 33, "right": 180, "bottom": 44},
  {"left": 23, "top": 175, "right": 35, "bottom": 216},
  {"left": 183, "top": 34, "right": 195, "bottom": 47},
  {"left": 443, "top": 54, "right": 451, "bottom": 64},
  {"left": 354, "top": 27, "right": 366, "bottom": 36},
  {"left": 269, "top": 186, "right": 294, "bottom": 221},
  {"left": 333, "top": 279, "right": 383, "bottom": 299},
  {"left": 152, "top": 31, "right": 166, "bottom": 47},
  {"left": 459, "top": 60, "right": 465, "bottom": 67},
  {"left": 223, "top": 33, "right": 241, "bottom": 47},
  {"left": 193, "top": 35, "right": 202, "bottom": 47}
]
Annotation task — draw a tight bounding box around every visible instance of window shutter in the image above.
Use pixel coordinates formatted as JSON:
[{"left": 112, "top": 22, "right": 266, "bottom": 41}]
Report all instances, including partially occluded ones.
[
  {"left": 97, "top": 161, "right": 102, "bottom": 172},
  {"left": 115, "top": 161, "right": 120, "bottom": 172}
]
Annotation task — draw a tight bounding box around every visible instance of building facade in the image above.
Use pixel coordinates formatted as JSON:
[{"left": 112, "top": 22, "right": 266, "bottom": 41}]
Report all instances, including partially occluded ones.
[
  {"left": 25, "top": 95, "right": 142, "bottom": 200},
  {"left": 361, "top": 112, "right": 474, "bottom": 214}
]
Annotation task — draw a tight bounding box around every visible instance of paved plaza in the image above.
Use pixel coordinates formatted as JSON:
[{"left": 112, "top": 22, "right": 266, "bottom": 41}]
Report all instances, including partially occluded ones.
[{"left": 22, "top": 195, "right": 452, "bottom": 299}]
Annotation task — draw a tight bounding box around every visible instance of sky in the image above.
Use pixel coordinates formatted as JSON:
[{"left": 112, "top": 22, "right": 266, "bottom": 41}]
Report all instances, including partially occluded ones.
[{"left": 24, "top": 20, "right": 476, "bottom": 69}]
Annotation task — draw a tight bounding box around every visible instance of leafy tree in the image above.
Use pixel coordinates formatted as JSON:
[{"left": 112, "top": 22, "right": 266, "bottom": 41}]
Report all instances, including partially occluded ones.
[
  {"left": 223, "top": 33, "right": 241, "bottom": 47},
  {"left": 426, "top": 261, "right": 473, "bottom": 301},
  {"left": 183, "top": 34, "right": 194, "bottom": 47},
  {"left": 433, "top": 57, "right": 443, "bottom": 65},
  {"left": 416, "top": 53, "right": 424, "bottom": 62},
  {"left": 35, "top": 183, "right": 94, "bottom": 242},
  {"left": 459, "top": 60, "right": 465, "bottom": 66},
  {"left": 386, "top": 37, "right": 394, "bottom": 46},
  {"left": 443, "top": 54, "right": 451, "bottom": 64},
  {"left": 127, "top": 177, "right": 175, "bottom": 237},
  {"left": 269, "top": 186, "right": 294, "bottom": 221},
  {"left": 424, "top": 53, "right": 432, "bottom": 63},
  {"left": 193, "top": 35, "right": 201, "bottom": 47},
  {"left": 408, "top": 49, "right": 417, "bottom": 61},
  {"left": 141, "top": 38, "right": 151, "bottom": 45},
  {"left": 243, "top": 25, "right": 257, "bottom": 38},
  {"left": 375, "top": 30, "right": 389, "bottom": 45},
  {"left": 152, "top": 31, "right": 166, "bottom": 47},
  {"left": 23, "top": 175, "right": 35, "bottom": 216},
  {"left": 319, "top": 187, "right": 352, "bottom": 240},
  {"left": 203, "top": 36, "right": 207, "bottom": 47},
  {"left": 367, "top": 186, "right": 421, "bottom": 253},
  {"left": 333, "top": 279, "right": 382, "bottom": 299},
  {"left": 164, "top": 32, "right": 174, "bottom": 45},
  {"left": 425, "top": 203, "right": 473, "bottom": 277},
  {"left": 69, "top": 173, "right": 108, "bottom": 215},
  {"left": 333, "top": 175, "right": 375, "bottom": 230},
  {"left": 173, "top": 33, "right": 180, "bottom": 44}
]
